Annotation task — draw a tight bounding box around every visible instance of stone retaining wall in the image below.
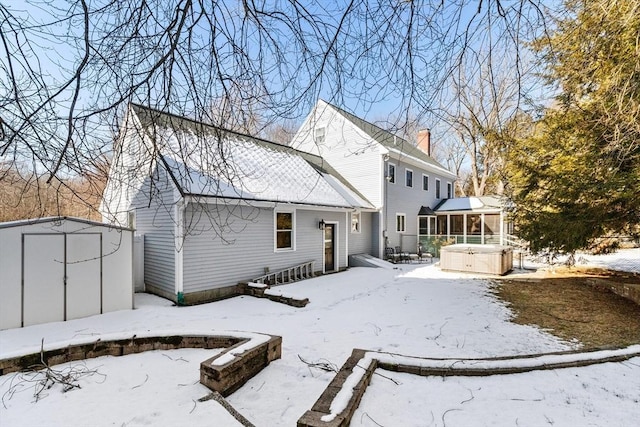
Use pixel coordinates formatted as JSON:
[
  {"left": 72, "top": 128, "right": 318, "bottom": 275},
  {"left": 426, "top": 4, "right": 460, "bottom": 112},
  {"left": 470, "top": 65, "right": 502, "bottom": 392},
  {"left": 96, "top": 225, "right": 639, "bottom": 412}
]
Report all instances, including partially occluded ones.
[
  {"left": 586, "top": 278, "right": 640, "bottom": 306},
  {"left": 0, "top": 333, "right": 282, "bottom": 397},
  {"left": 298, "top": 346, "right": 640, "bottom": 427},
  {"left": 242, "top": 283, "right": 310, "bottom": 307}
]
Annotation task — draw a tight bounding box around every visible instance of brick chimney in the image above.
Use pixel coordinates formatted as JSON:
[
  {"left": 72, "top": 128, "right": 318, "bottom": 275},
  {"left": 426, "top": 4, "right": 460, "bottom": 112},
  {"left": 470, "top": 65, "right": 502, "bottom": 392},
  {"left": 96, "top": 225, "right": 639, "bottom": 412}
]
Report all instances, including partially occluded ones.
[{"left": 417, "top": 129, "right": 431, "bottom": 156}]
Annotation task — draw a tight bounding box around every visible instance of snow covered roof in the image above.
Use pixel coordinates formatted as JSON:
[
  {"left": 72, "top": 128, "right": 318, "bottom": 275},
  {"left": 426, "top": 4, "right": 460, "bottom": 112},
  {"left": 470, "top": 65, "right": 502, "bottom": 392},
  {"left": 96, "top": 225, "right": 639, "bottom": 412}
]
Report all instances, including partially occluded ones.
[
  {"left": 131, "top": 105, "right": 373, "bottom": 209},
  {"left": 433, "top": 196, "right": 505, "bottom": 213}
]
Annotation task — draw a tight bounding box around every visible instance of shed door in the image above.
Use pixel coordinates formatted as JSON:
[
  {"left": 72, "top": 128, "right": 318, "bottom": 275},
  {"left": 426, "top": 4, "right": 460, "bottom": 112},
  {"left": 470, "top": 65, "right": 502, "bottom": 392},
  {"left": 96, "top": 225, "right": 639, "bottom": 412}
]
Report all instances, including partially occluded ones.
[
  {"left": 23, "top": 234, "right": 65, "bottom": 326},
  {"left": 66, "top": 234, "right": 101, "bottom": 320}
]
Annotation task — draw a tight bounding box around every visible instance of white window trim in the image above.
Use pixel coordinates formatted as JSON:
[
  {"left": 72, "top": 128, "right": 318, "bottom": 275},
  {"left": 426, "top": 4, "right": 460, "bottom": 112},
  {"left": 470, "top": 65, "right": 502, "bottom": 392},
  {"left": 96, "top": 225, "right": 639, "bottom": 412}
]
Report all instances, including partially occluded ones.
[
  {"left": 422, "top": 174, "right": 429, "bottom": 191},
  {"left": 396, "top": 213, "right": 407, "bottom": 233},
  {"left": 405, "top": 168, "right": 413, "bottom": 188},
  {"left": 314, "top": 127, "right": 326, "bottom": 144},
  {"left": 435, "top": 178, "right": 441, "bottom": 199},
  {"left": 127, "top": 210, "right": 136, "bottom": 229},
  {"left": 351, "top": 211, "right": 361, "bottom": 234},
  {"left": 387, "top": 162, "right": 396, "bottom": 184},
  {"left": 274, "top": 209, "right": 296, "bottom": 252},
  {"left": 447, "top": 182, "right": 452, "bottom": 198}
]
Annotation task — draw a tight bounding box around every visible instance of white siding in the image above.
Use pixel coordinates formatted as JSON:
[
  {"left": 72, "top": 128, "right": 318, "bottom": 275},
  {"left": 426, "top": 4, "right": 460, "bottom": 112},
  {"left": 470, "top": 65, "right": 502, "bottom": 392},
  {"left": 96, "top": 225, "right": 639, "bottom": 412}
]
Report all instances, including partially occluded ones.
[
  {"left": 291, "top": 101, "right": 384, "bottom": 208},
  {"left": 100, "top": 107, "right": 177, "bottom": 296},
  {"left": 348, "top": 211, "right": 373, "bottom": 255},
  {"left": 384, "top": 158, "right": 452, "bottom": 252},
  {"left": 182, "top": 204, "right": 348, "bottom": 293},
  {"left": 132, "top": 166, "right": 177, "bottom": 296},
  {"left": 101, "top": 108, "right": 154, "bottom": 226}
]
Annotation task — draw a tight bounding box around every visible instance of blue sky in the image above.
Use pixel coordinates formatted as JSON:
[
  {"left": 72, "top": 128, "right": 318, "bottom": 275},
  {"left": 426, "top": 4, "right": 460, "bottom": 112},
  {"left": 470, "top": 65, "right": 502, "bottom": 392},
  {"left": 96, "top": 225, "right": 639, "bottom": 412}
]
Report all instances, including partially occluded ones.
[{"left": 1, "top": 0, "right": 556, "bottom": 175}]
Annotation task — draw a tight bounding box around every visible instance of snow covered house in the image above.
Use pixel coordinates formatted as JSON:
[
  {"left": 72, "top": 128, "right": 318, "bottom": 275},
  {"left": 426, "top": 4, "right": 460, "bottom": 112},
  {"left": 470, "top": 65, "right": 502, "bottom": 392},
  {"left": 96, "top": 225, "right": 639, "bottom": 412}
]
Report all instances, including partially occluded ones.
[
  {"left": 291, "top": 99, "right": 463, "bottom": 257},
  {"left": 100, "top": 104, "right": 374, "bottom": 304}
]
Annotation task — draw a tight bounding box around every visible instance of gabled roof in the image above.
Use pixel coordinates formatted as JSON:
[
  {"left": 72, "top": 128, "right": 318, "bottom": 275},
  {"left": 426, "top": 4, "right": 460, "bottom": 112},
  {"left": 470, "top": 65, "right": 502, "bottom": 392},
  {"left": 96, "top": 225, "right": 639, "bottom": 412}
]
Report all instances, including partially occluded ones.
[
  {"left": 433, "top": 196, "right": 505, "bottom": 213},
  {"left": 129, "top": 104, "right": 373, "bottom": 210},
  {"left": 319, "top": 100, "right": 454, "bottom": 176},
  {"left": 417, "top": 206, "right": 436, "bottom": 216}
]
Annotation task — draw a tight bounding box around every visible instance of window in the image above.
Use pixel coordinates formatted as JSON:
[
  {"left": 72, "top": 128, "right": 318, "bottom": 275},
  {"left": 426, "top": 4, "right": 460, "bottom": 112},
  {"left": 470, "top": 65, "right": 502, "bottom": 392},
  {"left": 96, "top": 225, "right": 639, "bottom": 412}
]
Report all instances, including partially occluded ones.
[
  {"left": 419, "top": 217, "right": 428, "bottom": 235},
  {"left": 128, "top": 137, "right": 139, "bottom": 156},
  {"left": 451, "top": 215, "right": 464, "bottom": 234},
  {"left": 314, "top": 127, "right": 325, "bottom": 144},
  {"left": 405, "top": 169, "right": 413, "bottom": 187},
  {"left": 437, "top": 215, "right": 448, "bottom": 235},
  {"left": 396, "top": 213, "right": 406, "bottom": 232},
  {"left": 435, "top": 179, "right": 441, "bottom": 199},
  {"left": 447, "top": 182, "right": 452, "bottom": 198},
  {"left": 275, "top": 211, "right": 294, "bottom": 250},
  {"left": 422, "top": 174, "right": 429, "bottom": 191},
  {"left": 484, "top": 214, "right": 500, "bottom": 236},
  {"left": 467, "top": 214, "right": 481, "bottom": 235},
  {"left": 127, "top": 211, "right": 136, "bottom": 229},
  {"left": 351, "top": 211, "right": 361, "bottom": 233},
  {"left": 387, "top": 163, "right": 396, "bottom": 183},
  {"left": 429, "top": 217, "right": 437, "bottom": 235}
]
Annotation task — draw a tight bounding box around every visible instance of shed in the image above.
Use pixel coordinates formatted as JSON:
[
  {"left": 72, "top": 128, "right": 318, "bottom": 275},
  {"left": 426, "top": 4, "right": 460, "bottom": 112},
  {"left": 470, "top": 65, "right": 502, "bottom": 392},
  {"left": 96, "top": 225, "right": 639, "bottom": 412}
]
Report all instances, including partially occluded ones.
[{"left": 0, "top": 217, "right": 134, "bottom": 330}]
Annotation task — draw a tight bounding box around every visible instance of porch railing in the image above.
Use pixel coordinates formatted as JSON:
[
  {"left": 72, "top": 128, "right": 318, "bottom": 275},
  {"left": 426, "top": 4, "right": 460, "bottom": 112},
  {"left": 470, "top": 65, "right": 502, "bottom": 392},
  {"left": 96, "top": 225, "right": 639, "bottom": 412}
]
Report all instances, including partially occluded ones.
[
  {"left": 504, "top": 233, "right": 529, "bottom": 250},
  {"left": 252, "top": 261, "right": 315, "bottom": 286}
]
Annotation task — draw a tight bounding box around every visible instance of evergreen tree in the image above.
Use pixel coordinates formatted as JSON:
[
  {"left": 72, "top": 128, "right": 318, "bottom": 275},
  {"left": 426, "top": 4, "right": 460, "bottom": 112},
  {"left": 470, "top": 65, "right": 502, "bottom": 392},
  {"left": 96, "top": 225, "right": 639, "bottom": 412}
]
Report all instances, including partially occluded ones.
[{"left": 506, "top": 0, "right": 640, "bottom": 254}]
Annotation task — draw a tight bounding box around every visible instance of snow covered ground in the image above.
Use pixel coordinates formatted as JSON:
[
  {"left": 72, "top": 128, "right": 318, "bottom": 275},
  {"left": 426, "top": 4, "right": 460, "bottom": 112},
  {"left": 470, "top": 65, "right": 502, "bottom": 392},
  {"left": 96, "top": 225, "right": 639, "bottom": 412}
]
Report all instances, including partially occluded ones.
[{"left": 1, "top": 249, "right": 639, "bottom": 426}]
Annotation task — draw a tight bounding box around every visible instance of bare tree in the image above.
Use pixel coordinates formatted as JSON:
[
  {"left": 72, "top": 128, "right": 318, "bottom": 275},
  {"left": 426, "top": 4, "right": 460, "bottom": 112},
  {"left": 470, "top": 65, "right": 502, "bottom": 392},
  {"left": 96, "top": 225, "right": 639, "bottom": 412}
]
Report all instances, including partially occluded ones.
[
  {"left": 437, "top": 37, "right": 538, "bottom": 197},
  {"left": 0, "top": 1, "right": 552, "bottom": 221}
]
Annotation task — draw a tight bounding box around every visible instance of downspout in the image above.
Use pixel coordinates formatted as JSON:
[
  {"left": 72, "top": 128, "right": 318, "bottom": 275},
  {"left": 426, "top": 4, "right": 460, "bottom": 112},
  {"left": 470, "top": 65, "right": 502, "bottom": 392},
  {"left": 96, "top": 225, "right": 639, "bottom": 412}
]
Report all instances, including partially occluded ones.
[
  {"left": 345, "top": 211, "right": 349, "bottom": 268},
  {"left": 175, "top": 199, "right": 186, "bottom": 305},
  {"left": 382, "top": 154, "right": 389, "bottom": 256}
]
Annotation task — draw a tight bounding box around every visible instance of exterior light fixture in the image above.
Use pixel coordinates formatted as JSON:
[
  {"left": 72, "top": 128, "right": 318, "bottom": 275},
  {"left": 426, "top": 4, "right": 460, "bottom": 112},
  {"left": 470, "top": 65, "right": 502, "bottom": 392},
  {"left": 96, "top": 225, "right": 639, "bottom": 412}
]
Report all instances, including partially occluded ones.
[{"left": 319, "top": 219, "right": 326, "bottom": 230}]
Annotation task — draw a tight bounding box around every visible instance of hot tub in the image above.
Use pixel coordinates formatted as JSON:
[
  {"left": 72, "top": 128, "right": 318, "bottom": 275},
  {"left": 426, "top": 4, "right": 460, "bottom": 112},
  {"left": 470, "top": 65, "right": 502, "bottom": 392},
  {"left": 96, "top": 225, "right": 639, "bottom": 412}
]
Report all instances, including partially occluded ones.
[{"left": 440, "top": 244, "right": 513, "bottom": 275}]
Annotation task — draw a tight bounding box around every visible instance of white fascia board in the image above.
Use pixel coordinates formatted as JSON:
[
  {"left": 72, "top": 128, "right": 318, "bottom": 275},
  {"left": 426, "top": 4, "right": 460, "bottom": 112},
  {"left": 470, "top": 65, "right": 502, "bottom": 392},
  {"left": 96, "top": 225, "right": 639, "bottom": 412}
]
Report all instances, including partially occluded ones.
[
  {"left": 436, "top": 208, "right": 503, "bottom": 214},
  {"left": 184, "top": 195, "right": 377, "bottom": 213},
  {"left": 386, "top": 148, "right": 457, "bottom": 179}
]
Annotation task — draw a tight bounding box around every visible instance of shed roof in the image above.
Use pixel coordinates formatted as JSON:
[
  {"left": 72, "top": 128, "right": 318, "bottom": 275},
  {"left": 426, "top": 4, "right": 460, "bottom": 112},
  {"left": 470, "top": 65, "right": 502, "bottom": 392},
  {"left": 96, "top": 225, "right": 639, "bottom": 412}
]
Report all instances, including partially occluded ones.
[
  {"left": 130, "top": 104, "right": 374, "bottom": 210},
  {"left": 0, "top": 216, "right": 132, "bottom": 231}
]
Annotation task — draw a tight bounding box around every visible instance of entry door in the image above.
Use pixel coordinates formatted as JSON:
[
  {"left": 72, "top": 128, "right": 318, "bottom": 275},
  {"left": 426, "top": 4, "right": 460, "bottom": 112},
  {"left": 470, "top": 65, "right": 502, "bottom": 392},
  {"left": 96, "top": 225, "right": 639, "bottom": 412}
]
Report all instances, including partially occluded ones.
[{"left": 324, "top": 224, "right": 335, "bottom": 272}]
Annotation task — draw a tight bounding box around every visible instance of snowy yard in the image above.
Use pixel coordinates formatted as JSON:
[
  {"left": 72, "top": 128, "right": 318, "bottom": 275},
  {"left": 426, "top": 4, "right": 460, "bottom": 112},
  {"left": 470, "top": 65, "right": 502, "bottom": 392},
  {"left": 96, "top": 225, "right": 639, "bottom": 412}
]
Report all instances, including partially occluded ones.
[{"left": 1, "top": 249, "right": 639, "bottom": 426}]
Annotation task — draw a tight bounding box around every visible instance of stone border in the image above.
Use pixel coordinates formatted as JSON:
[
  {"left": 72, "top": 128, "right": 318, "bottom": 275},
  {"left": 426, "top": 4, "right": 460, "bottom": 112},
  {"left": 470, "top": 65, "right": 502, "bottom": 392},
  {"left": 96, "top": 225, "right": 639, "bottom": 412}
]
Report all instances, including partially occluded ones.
[
  {"left": 242, "top": 282, "right": 310, "bottom": 307},
  {"left": 0, "top": 333, "right": 281, "bottom": 397},
  {"left": 585, "top": 277, "right": 640, "bottom": 305},
  {"left": 297, "top": 345, "right": 640, "bottom": 427}
]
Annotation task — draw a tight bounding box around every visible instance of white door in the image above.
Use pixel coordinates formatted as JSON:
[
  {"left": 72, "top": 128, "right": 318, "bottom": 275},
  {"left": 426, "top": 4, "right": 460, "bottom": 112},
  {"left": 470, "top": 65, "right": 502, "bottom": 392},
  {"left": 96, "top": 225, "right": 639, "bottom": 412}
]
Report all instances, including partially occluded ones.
[
  {"left": 66, "top": 234, "right": 101, "bottom": 320},
  {"left": 23, "top": 234, "right": 65, "bottom": 326}
]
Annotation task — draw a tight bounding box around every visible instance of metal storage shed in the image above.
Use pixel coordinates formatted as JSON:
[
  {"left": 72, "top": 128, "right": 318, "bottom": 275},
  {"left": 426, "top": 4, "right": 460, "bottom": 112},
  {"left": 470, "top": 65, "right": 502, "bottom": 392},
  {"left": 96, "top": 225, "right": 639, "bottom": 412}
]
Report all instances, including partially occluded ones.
[{"left": 0, "top": 217, "right": 134, "bottom": 330}]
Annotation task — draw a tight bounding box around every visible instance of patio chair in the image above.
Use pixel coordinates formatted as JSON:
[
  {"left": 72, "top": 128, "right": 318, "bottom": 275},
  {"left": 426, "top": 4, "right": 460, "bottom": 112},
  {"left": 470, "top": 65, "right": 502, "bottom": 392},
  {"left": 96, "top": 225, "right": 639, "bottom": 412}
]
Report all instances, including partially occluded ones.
[
  {"left": 384, "top": 247, "right": 397, "bottom": 263},
  {"left": 418, "top": 245, "right": 433, "bottom": 263}
]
